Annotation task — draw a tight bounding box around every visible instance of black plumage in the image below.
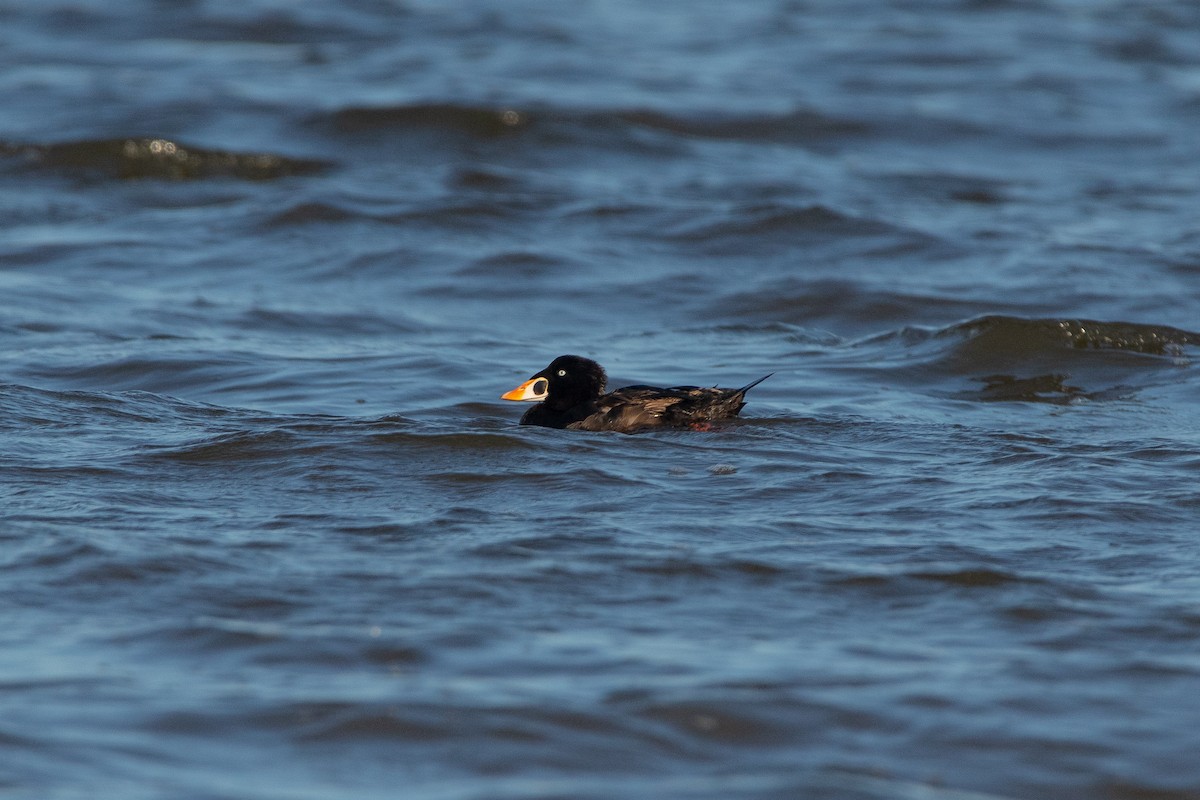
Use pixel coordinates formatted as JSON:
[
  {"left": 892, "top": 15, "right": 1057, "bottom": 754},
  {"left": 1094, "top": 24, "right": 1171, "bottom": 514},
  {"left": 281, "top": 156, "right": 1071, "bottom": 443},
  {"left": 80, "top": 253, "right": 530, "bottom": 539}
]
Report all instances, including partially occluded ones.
[{"left": 501, "top": 355, "right": 770, "bottom": 433}]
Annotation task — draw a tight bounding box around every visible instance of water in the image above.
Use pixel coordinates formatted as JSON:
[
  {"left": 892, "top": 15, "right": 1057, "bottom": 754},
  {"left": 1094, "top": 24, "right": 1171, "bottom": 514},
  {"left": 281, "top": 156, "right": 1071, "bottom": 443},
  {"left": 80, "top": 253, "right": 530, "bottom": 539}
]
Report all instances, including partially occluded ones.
[{"left": 3, "top": 1, "right": 1200, "bottom": 798}]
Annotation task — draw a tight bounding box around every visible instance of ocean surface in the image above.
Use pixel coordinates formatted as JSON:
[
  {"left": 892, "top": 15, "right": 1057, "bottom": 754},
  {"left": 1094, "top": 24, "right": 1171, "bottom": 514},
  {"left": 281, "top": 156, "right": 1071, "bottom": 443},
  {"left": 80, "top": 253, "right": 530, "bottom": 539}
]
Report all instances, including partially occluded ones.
[{"left": 4, "top": 1, "right": 1200, "bottom": 798}]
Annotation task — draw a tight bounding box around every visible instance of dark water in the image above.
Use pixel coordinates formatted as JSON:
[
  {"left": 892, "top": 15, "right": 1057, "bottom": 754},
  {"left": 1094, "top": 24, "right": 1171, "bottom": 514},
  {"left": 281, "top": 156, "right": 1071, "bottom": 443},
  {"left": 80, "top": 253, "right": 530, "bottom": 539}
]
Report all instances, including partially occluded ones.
[{"left": 4, "top": 1, "right": 1200, "bottom": 798}]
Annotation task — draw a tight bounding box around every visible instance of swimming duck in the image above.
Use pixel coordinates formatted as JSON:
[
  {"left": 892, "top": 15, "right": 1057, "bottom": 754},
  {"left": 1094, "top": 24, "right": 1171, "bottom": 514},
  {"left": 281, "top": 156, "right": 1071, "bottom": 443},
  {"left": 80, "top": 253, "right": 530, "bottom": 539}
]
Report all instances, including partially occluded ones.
[{"left": 501, "top": 355, "right": 770, "bottom": 432}]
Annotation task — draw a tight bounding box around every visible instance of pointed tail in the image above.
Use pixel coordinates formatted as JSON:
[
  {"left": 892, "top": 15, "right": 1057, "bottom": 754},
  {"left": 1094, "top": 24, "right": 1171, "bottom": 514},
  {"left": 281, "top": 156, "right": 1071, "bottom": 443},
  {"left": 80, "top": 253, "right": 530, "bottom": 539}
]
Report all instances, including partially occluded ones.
[{"left": 736, "top": 373, "right": 773, "bottom": 396}]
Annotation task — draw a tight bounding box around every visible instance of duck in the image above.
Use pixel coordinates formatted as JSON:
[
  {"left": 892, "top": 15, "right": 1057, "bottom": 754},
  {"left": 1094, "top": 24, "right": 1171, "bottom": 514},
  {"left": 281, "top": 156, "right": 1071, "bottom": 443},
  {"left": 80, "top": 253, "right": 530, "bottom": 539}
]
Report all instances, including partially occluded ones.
[{"left": 501, "top": 355, "right": 771, "bottom": 432}]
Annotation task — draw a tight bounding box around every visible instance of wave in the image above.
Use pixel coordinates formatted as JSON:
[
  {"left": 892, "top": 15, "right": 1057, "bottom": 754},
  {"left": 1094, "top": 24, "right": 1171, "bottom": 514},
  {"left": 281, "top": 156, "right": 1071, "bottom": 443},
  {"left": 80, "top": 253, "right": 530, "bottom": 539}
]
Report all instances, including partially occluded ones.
[
  {"left": 873, "top": 315, "right": 1200, "bottom": 403},
  {"left": 0, "top": 138, "right": 328, "bottom": 181},
  {"left": 0, "top": 383, "right": 234, "bottom": 428},
  {"left": 666, "top": 203, "right": 894, "bottom": 242},
  {"left": 259, "top": 195, "right": 545, "bottom": 231},
  {"left": 659, "top": 202, "right": 948, "bottom": 260},
  {"left": 923, "top": 315, "right": 1199, "bottom": 356},
  {"left": 312, "top": 101, "right": 875, "bottom": 150},
  {"left": 612, "top": 107, "right": 872, "bottom": 143},
  {"left": 324, "top": 103, "right": 529, "bottom": 137}
]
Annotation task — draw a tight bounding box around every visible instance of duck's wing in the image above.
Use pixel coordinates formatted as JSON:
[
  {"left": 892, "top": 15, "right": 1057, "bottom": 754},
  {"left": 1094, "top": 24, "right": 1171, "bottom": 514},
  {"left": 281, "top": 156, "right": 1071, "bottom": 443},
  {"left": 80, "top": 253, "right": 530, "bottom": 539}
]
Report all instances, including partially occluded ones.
[
  {"left": 568, "top": 377, "right": 771, "bottom": 432},
  {"left": 564, "top": 386, "right": 683, "bottom": 432},
  {"left": 659, "top": 385, "right": 754, "bottom": 424}
]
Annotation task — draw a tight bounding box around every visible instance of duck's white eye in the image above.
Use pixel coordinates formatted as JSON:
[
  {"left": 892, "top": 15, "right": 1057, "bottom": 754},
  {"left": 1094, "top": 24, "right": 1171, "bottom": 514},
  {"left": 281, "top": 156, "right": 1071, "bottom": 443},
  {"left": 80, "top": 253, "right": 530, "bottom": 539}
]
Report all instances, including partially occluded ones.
[{"left": 557, "top": 369, "right": 567, "bottom": 377}]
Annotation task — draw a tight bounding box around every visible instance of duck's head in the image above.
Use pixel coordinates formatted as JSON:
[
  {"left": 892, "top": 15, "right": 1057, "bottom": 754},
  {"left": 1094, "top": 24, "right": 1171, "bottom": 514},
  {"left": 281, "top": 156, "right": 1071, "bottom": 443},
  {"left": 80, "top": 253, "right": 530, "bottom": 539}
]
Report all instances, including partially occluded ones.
[{"left": 501, "top": 355, "right": 607, "bottom": 410}]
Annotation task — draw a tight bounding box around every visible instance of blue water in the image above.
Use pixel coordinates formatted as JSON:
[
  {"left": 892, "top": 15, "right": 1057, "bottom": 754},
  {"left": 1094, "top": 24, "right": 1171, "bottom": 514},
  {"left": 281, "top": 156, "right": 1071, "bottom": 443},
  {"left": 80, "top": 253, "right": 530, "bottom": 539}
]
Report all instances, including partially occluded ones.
[{"left": 4, "top": 2, "right": 1200, "bottom": 798}]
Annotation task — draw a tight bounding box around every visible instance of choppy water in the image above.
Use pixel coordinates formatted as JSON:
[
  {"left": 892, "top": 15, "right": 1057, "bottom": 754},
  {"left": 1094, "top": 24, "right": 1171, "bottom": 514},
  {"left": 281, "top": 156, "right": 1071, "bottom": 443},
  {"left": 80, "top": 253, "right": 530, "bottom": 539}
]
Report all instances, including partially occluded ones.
[{"left": 4, "top": 2, "right": 1200, "bottom": 798}]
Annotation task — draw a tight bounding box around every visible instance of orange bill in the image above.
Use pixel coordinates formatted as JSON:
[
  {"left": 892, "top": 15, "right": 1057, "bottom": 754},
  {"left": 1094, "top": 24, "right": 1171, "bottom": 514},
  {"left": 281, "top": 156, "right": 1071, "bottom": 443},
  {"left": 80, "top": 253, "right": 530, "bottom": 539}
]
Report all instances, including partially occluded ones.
[{"left": 501, "top": 376, "right": 549, "bottom": 402}]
